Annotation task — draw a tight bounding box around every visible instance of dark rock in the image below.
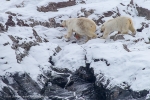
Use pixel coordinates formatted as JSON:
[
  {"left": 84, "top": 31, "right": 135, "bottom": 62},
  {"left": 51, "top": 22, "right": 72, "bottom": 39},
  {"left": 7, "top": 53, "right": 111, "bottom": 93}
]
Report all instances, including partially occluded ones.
[
  {"left": 1, "top": 72, "right": 42, "bottom": 100},
  {"left": 75, "top": 63, "right": 96, "bottom": 83},
  {"left": 0, "top": 64, "right": 149, "bottom": 100},
  {"left": 103, "top": 11, "right": 114, "bottom": 17},
  {"left": 32, "top": 29, "right": 42, "bottom": 43},
  {"left": 1, "top": 86, "right": 17, "bottom": 100},
  {"left": 77, "top": 0, "right": 86, "bottom": 4},
  {"left": 123, "top": 44, "right": 131, "bottom": 52},
  {"left": 3, "top": 42, "right": 9, "bottom": 46},
  {"left": 72, "top": 41, "right": 76, "bottom": 43},
  {"left": 136, "top": 6, "right": 150, "bottom": 20},
  {"left": 137, "top": 25, "right": 144, "bottom": 32},
  {"left": 80, "top": 8, "right": 94, "bottom": 17},
  {"left": 0, "top": 23, "right": 6, "bottom": 32},
  {"left": 52, "top": 76, "right": 68, "bottom": 88},
  {"left": 5, "top": 11, "right": 16, "bottom": 16},
  {"left": 93, "top": 16, "right": 104, "bottom": 25},
  {"left": 55, "top": 46, "right": 62, "bottom": 53},
  {"left": 17, "top": 19, "right": 29, "bottom": 27},
  {"left": 29, "top": 18, "right": 56, "bottom": 28},
  {"left": 43, "top": 38, "right": 49, "bottom": 42},
  {"left": 108, "top": 86, "right": 149, "bottom": 100},
  {"left": 145, "top": 24, "right": 149, "bottom": 28},
  {"left": 130, "top": 0, "right": 134, "bottom": 5},
  {"left": 37, "top": 0, "right": 76, "bottom": 12},
  {"left": 49, "top": 56, "right": 55, "bottom": 66},
  {"left": 5, "top": 15, "right": 15, "bottom": 31},
  {"left": 93, "top": 58, "right": 110, "bottom": 66},
  {"left": 132, "top": 90, "right": 149, "bottom": 99},
  {"left": 133, "top": 38, "right": 144, "bottom": 43},
  {"left": 94, "top": 83, "right": 109, "bottom": 100},
  {"left": 8, "top": 35, "right": 39, "bottom": 63},
  {"left": 120, "top": 3, "right": 125, "bottom": 6},
  {"left": 110, "top": 34, "right": 125, "bottom": 41}
]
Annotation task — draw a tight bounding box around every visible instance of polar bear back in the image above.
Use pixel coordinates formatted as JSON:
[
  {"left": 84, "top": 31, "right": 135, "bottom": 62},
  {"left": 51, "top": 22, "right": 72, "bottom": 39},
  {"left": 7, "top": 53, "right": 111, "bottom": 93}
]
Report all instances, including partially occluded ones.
[
  {"left": 103, "top": 17, "right": 131, "bottom": 32},
  {"left": 68, "top": 18, "right": 96, "bottom": 36}
]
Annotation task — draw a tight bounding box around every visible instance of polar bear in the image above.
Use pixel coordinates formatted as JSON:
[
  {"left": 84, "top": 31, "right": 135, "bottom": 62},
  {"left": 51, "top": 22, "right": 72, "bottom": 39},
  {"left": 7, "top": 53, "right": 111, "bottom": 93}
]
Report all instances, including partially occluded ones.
[
  {"left": 61, "top": 17, "right": 97, "bottom": 42},
  {"left": 100, "top": 16, "right": 136, "bottom": 39}
]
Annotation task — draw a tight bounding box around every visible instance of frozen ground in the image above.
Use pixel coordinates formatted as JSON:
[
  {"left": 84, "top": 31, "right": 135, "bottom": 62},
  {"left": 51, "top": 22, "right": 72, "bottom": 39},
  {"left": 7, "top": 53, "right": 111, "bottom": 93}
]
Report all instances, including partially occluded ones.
[{"left": 0, "top": 0, "right": 150, "bottom": 92}]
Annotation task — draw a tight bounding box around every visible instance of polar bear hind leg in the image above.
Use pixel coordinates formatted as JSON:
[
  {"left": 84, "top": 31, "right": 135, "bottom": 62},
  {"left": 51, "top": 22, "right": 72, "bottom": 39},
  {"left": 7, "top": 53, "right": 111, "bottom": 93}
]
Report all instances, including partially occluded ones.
[
  {"left": 129, "top": 24, "right": 136, "bottom": 35},
  {"left": 128, "top": 19, "right": 136, "bottom": 35},
  {"left": 121, "top": 21, "right": 130, "bottom": 34}
]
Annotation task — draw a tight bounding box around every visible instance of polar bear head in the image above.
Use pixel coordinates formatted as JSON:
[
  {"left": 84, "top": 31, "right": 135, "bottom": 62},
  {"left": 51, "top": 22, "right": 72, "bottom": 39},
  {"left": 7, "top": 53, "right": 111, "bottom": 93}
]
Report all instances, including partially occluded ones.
[
  {"left": 100, "top": 24, "right": 105, "bottom": 33},
  {"left": 60, "top": 20, "right": 67, "bottom": 27}
]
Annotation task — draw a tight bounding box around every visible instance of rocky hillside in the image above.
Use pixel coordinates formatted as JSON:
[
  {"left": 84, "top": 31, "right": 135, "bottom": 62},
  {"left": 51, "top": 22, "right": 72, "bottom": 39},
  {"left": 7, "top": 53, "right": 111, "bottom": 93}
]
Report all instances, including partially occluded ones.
[{"left": 1, "top": 0, "right": 150, "bottom": 100}]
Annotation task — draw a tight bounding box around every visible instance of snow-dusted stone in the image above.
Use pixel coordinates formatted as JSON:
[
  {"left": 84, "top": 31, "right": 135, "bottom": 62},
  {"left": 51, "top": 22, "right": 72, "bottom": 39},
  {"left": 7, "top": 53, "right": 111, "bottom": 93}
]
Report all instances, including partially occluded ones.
[
  {"left": 37, "top": 0, "right": 76, "bottom": 12},
  {"left": 134, "top": 0, "right": 150, "bottom": 20},
  {"left": 110, "top": 34, "right": 125, "bottom": 41}
]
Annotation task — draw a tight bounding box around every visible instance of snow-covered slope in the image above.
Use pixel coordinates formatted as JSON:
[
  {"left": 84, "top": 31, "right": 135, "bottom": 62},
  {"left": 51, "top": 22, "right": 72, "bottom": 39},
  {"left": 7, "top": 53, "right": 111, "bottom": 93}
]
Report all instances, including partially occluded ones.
[{"left": 1, "top": 0, "right": 150, "bottom": 98}]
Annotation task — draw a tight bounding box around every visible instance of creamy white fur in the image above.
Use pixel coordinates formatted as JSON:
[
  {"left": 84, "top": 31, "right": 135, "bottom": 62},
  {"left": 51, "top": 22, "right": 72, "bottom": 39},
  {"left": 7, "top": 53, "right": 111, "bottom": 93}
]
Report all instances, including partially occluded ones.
[
  {"left": 100, "top": 16, "right": 136, "bottom": 39},
  {"left": 61, "top": 17, "right": 97, "bottom": 42}
]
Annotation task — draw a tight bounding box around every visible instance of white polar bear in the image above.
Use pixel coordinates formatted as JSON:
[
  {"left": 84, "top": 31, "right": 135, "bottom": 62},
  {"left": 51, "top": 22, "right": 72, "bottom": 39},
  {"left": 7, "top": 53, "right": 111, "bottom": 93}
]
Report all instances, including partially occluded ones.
[
  {"left": 100, "top": 16, "right": 136, "bottom": 39},
  {"left": 61, "top": 17, "right": 97, "bottom": 42}
]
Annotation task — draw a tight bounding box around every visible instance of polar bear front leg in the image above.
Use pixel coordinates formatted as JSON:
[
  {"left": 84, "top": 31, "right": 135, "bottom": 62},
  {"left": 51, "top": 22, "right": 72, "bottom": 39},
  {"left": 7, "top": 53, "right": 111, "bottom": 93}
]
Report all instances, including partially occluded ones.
[
  {"left": 101, "top": 31, "right": 109, "bottom": 39},
  {"left": 64, "top": 29, "right": 73, "bottom": 39},
  {"left": 85, "top": 36, "right": 91, "bottom": 42}
]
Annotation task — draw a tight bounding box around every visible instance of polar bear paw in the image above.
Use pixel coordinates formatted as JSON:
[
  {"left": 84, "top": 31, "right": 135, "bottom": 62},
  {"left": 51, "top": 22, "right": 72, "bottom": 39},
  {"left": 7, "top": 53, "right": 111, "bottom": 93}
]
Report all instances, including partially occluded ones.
[{"left": 64, "top": 34, "right": 70, "bottom": 39}]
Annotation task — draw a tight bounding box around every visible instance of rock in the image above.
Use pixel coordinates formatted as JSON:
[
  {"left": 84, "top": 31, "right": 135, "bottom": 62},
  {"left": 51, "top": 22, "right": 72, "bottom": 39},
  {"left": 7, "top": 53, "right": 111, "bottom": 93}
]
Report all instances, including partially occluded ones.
[
  {"left": 136, "top": 6, "right": 150, "bottom": 20},
  {"left": 51, "top": 76, "right": 68, "bottom": 88},
  {"left": 110, "top": 34, "right": 125, "bottom": 41},
  {"left": 0, "top": 23, "right": 6, "bottom": 32},
  {"left": 93, "top": 16, "right": 104, "bottom": 25},
  {"left": 29, "top": 18, "right": 57, "bottom": 28},
  {"left": 17, "top": 19, "right": 29, "bottom": 27},
  {"left": 93, "top": 58, "right": 110, "bottom": 66},
  {"left": 75, "top": 63, "right": 96, "bottom": 83},
  {"left": 5, "top": 11, "right": 16, "bottom": 16},
  {"left": 37, "top": 0, "right": 76, "bottom": 12},
  {"left": 8, "top": 35, "right": 39, "bottom": 63},
  {"left": 5, "top": 15, "right": 15, "bottom": 30},
  {"left": 80, "top": 8, "right": 94, "bottom": 17},
  {"left": 3, "top": 42, "right": 10, "bottom": 46},
  {"left": 137, "top": 25, "right": 144, "bottom": 32},
  {"left": 109, "top": 86, "right": 149, "bottom": 100},
  {"left": 103, "top": 11, "right": 114, "bottom": 17},
  {"left": 1, "top": 72, "right": 42, "bottom": 100},
  {"left": 32, "top": 29, "right": 42, "bottom": 43},
  {"left": 5, "top": 15, "right": 15, "bottom": 26},
  {"left": 55, "top": 46, "right": 62, "bottom": 53},
  {"left": 1, "top": 86, "right": 17, "bottom": 100},
  {"left": 123, "top": 44, "right": 131, "bottom": 52},
  {"left": 0, "top": 64, "right": 149, "bottom": 100}
]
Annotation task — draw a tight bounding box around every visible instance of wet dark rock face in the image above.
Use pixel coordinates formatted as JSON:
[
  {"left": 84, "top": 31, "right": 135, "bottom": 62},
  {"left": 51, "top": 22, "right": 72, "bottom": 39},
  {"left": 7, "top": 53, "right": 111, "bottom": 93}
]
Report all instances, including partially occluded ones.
[
  {"left": 0, "top": 62, "right": 149, "bottom": 100},
  {"left": 41, "top": 63, "right": 107, "bottom": 100}
]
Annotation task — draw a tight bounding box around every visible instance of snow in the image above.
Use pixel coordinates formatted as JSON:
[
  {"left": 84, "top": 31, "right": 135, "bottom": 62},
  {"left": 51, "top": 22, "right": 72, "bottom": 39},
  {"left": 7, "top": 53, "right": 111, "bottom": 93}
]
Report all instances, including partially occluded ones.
[{"left": 1, "top": 0, "right": 150, "bottom": 92}]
